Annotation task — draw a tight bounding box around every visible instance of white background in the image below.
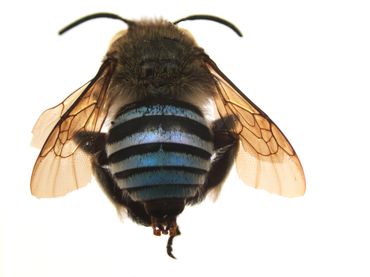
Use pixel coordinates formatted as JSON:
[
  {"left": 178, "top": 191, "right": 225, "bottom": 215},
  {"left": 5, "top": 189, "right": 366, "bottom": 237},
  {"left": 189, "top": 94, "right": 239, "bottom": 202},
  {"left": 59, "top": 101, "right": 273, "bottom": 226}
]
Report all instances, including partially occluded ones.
[{"left": 1, "top": 0, "right": 370, "bottom": 276}]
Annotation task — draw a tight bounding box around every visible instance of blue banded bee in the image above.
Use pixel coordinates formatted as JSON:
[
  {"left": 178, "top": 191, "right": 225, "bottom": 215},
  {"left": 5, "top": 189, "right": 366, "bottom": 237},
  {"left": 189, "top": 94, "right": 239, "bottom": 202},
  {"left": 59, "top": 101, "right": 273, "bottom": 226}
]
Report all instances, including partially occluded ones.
[{"left": 31, "top": 13, "right": 306, "bottom": 258}]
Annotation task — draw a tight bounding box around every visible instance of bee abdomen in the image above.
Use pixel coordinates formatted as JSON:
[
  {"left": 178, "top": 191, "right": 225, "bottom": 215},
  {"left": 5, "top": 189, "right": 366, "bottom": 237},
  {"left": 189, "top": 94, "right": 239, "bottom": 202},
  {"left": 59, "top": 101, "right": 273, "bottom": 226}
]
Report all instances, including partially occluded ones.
[{"left": 106, "top": 101, "right": 213, "bottom": 202}]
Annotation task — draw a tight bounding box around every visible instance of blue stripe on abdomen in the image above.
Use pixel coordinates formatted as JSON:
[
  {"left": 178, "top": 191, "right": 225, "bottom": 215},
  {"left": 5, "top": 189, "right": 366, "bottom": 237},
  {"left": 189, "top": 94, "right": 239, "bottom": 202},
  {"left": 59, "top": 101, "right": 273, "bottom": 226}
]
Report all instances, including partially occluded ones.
[
  {"left": 115, "top": 168, "right": 206, "bottom": 188},
  {"left": 115, "top": 104, "right": 206, "bottom": 126},
  {"left": 110, "top": 149, "right": 211, "bottom": 174},
  {"left": 106, "top": 128, "right": 213, "bottom": 157}
]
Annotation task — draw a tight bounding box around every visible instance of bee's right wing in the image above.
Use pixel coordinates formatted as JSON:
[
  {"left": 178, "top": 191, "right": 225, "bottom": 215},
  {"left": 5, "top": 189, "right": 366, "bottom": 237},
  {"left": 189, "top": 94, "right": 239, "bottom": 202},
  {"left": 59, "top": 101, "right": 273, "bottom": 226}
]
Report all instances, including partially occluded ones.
[
  {"left": 205, "top": 57, "right": 305, "bottom": 197},
  {"left": 31, "top": 59, "right": 117, "bottom": 197}
]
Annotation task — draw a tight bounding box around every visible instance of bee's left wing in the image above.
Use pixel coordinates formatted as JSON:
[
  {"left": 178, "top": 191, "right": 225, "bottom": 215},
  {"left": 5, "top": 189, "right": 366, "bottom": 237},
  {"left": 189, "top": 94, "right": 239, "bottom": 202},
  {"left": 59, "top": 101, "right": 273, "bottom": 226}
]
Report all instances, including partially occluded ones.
[
  {"left": 31, "top": 59, "right": 117, "bottom": 197},
  {"left": 205, "top": 57, "right": 306, "bottom": 197}
]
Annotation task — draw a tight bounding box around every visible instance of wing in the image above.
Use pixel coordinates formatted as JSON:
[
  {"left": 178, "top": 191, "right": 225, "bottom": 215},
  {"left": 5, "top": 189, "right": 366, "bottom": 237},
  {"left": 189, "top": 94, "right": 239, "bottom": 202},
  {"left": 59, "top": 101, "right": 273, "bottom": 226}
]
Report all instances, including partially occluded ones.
[
  {"left": 31, "top": 59, "right": 117, "bottom": 197},
  {"left": 205, "top": 57, "right": 306, "bottom": 197}
]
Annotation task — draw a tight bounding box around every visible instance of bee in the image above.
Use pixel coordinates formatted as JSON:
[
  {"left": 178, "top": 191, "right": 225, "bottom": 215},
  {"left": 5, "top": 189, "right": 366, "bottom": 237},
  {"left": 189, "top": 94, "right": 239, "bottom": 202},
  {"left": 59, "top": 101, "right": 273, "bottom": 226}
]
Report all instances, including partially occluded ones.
[{"left": 31, "top": 13, "right": 306, "bottom": 258}]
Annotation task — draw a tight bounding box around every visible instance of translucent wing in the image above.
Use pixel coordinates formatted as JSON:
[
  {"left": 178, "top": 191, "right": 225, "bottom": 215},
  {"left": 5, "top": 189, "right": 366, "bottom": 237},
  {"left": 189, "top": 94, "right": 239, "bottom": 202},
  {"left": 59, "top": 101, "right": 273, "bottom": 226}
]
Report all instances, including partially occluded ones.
[
  {"left": 31, "top": 59, "right": 117, "bottom": 197},
  {"left": 31, "top": 83, "right": 89, "bottom": 149},
  {"left": 206, "top": 58, "right": 305, "bottom": 197}
]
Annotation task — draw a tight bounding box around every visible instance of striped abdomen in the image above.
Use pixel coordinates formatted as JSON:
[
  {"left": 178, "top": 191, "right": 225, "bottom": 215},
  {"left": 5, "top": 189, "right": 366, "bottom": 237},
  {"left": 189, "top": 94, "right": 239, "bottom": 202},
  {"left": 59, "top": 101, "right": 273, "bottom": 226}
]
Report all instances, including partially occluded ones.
[{"left": 106, "top": 101, "right": 214, "bottom": 202}]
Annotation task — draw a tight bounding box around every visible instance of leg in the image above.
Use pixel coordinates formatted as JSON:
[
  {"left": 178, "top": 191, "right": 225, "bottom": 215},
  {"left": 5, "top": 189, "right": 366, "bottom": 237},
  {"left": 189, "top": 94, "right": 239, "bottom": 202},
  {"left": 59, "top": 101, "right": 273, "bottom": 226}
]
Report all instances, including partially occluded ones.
[
  {"left": 74, "top": 131, "right": 151, "bottom": 226},
  {"left": 186, "top": 120, "right": 239, "bottom": 205}
]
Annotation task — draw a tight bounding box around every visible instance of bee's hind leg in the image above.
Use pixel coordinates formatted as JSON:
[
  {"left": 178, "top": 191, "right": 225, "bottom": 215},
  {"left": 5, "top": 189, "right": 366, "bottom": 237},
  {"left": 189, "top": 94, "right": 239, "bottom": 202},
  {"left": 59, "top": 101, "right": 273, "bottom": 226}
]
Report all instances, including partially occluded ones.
[
  {"left": 186, "top": 118, "right": 239, "bottom": 205},
  {"left": 74, "top": 131, "right": 151, "bottom": 226}
]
